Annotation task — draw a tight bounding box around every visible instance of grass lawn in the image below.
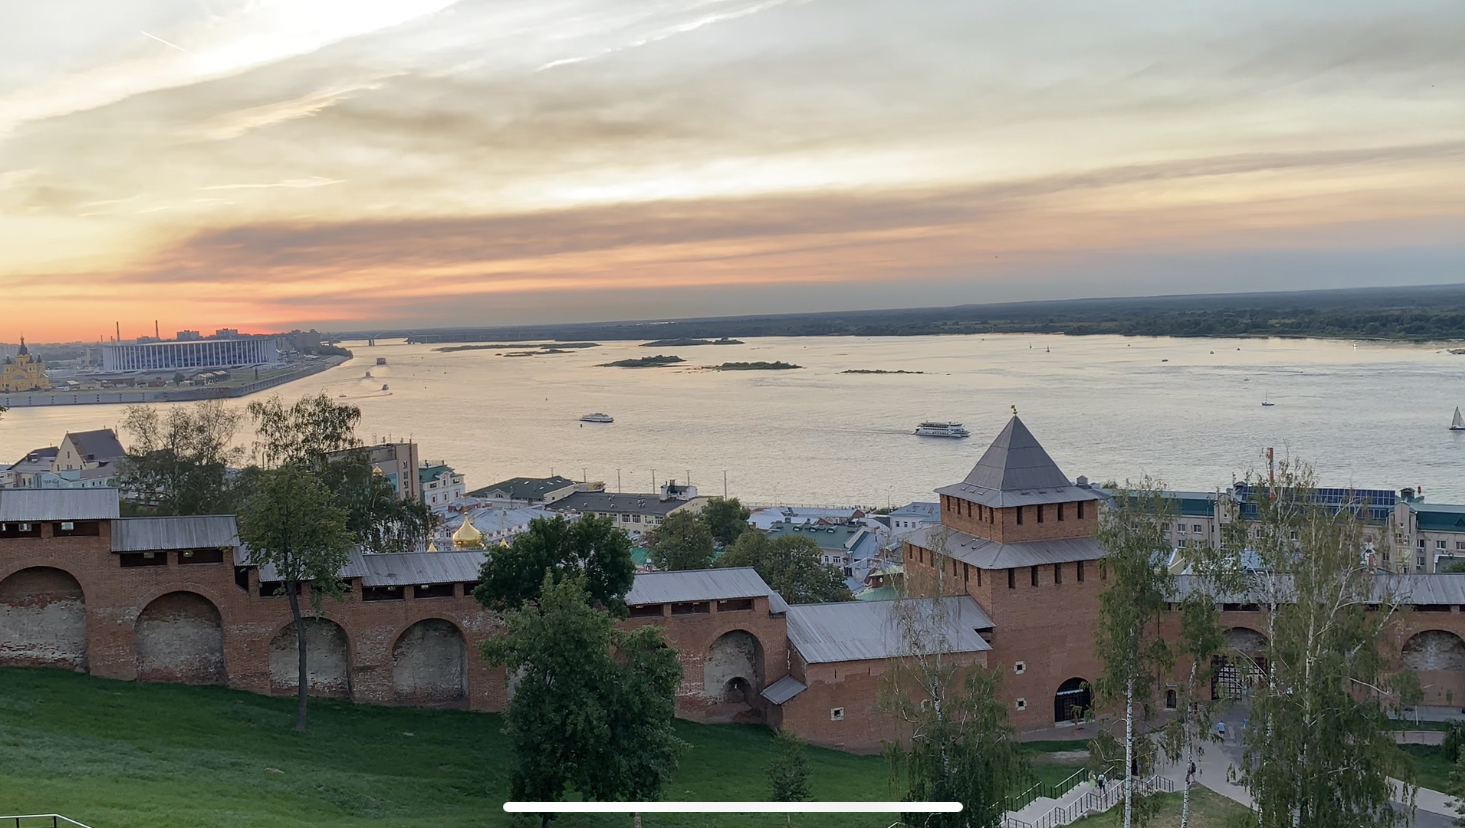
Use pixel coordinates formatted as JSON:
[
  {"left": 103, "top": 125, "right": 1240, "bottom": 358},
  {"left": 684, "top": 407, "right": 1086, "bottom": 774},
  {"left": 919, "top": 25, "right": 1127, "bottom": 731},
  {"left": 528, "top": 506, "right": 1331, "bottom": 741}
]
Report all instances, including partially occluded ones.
[
  {"left": 1071, "top": 787, "right": 1249, "bottom": 827},
  {"left": 0, "top": 668, "right": 902, "bottom": 828},
  {"left": 1400, "top": 743, "right": 1455, "bottom": 793}
]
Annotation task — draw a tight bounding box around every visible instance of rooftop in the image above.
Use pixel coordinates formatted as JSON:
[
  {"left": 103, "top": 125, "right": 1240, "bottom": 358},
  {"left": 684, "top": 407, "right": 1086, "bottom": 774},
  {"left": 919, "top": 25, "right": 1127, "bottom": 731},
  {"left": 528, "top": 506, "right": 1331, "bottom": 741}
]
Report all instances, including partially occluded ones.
[
  {"left": 904, "top": 525, "right": 1106, "bottom": 569},
  {"left": 786, "top": 597, "right": 993, "bottom": 664},
  {"left": 938, "top": 414, "right": 1101, "bottom": 509},
  {"left": 548, "top": 491, "right": 692, "bottom": 518},
  {"left": 112, "top": 515, "right": 239, "bottom": 552},
  {"left": 63, "top": 429, "right": 126, "bottom": 462},
  {"left": 0, "top": 488, "right": 120, "bottom": 521},
  {"left": 625, "top": 567, "right": 789, "bottom": 613},
  {"left": 467, "top": 475, "right": 576, "bottom": 501}
]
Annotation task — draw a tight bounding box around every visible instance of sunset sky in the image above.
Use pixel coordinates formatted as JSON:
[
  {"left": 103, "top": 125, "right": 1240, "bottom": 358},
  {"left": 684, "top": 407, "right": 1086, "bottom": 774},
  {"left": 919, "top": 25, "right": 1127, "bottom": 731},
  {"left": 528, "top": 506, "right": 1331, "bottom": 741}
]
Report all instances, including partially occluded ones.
[{"left": 2, "top": 0, "right": 1462, "bottom": 342}]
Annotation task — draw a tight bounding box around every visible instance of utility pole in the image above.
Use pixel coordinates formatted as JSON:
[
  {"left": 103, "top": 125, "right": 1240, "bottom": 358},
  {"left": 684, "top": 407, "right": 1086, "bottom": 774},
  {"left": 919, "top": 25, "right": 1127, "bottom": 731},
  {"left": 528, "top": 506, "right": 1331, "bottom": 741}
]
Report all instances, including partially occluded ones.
[
  {"left": 617, "top": 468, "right": 621, "bottom": 493},
  {"left": 723, "top": 470, "right": 728, "bottom": 499},
  {"left": 651, "top": 469, "right": 655, "bottom": 493}
]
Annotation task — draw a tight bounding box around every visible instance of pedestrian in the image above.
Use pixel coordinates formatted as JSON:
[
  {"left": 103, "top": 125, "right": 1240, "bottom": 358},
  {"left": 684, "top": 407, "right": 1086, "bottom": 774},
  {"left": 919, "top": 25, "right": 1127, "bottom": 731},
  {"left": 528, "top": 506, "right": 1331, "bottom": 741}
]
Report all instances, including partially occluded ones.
[
  {"left": 1217, "top": 720, "right": 1227, "bottom": 741},
  {"left": 1097, "top": 775, "right": 1106, "bottom": 794},
  {"left": 1186, "top": 760, "right": 1196, "bottom": 785}
]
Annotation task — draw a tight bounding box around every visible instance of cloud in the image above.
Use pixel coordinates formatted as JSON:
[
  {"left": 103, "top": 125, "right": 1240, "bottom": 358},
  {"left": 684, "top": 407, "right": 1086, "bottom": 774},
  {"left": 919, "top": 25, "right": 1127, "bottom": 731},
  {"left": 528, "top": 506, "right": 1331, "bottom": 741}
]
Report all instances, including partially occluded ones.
[{"left": 199, "top": 176, "right": 345, "bottom": 190}]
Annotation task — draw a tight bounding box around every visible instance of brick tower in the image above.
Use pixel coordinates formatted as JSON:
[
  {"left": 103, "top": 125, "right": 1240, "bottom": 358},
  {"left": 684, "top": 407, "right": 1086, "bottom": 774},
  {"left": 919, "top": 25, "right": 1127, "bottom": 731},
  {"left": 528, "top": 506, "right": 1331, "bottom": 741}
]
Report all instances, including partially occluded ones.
[{"left": 903, "top": 410, "right": 1107, "bottom": 729}]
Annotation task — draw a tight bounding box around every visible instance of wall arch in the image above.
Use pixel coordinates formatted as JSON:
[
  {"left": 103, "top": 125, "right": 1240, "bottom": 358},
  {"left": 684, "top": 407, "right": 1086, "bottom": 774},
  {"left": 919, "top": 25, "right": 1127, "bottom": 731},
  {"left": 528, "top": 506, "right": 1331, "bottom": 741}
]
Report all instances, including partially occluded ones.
[
  {"left": 269, "top": 618, "right": 353, "bottom": 697},
  {"left": 0, "top": 567, "right": 87, "bottom": 670},
  {"left": 1403, "top": 630, "right": 1465, "bottom": 672},
  {"left": 704, "top": 629, "right": 763, "bottom": 704},
  {"left": 1054, "top": 677, "right": 1091, "bottom": 723},
  {"left": 391, "top": 619, "right": 467, "bottom": 705},
  {"left": 1225, "top": 627, "right": 1268, "bottom": 655},
  {"left": 135, "top": 591, "right": 225, "bottom": 684}
]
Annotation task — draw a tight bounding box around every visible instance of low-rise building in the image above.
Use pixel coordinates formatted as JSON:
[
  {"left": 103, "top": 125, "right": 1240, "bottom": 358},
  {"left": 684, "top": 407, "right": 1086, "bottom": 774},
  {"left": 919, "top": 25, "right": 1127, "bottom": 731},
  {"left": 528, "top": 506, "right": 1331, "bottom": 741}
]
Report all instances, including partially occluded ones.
[
  {"left": 1395, "top": 493, "right": 1465, "bottom": 572},
  {"left": 53, "top": 429, "right": 127, "bottom": 474},
  {"left": 885, "top": 501, "right": 939, "bottom": 534},
  {"left": 361, "top": 442, "right": 421, "bottom": 501},
  {"left": 4, "top": 447, "right": 59, "bottom": 488},
  {"left": 750, "top": 506, "right": 865, "bottom": 531},
  {"left": 467, "top": 475, "right": 579, "bottom": 505},
  {"left": 419, "top": 462, "right": 465, "bottom": 508},
  {"left": 548, "top": 484, "right": 707, "bottom": 538}
]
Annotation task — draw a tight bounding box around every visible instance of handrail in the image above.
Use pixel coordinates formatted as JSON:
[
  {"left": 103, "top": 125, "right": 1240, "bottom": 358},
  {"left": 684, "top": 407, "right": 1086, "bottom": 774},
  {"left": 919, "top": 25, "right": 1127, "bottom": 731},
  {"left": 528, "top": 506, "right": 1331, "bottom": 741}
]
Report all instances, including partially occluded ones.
[{"left": 0, "top": 816, "right": 94, "bottom": 828}]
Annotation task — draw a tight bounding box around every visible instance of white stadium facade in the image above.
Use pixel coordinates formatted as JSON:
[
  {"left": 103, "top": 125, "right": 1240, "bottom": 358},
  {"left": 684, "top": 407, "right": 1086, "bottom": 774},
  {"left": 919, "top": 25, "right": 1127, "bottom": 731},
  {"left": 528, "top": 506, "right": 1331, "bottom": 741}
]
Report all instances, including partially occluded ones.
[{"left": 101, "top": 337, "right": 279, "bottom": 372}]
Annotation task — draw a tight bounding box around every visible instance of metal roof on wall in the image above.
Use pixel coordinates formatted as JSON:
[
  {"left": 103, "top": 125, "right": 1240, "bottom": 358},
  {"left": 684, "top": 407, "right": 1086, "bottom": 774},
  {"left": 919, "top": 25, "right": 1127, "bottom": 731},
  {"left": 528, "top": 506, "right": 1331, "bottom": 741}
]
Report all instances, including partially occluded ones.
[
  {"left": 625, "top": 567, "right": 789, "bottom": 613},
  {"left": 905, "top": 526, "right": 1106, "bottom": 569},
  {"left": 111, "top": 515, "right": 239, "bottom": 551},
  {"left": 787, "top": 596, "right": 993, "bottom": 664},
  {"left": 760, "top": 675, "right": 808, "bottom": 704},
  {"left": 0, "top": 488, "right": 120, "bottom": 521}
]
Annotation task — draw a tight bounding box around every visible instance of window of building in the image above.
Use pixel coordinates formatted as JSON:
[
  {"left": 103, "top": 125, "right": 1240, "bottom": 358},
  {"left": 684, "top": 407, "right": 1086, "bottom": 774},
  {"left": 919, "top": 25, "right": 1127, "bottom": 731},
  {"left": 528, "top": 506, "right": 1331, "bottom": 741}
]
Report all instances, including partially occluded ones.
[
  {"left": 830, "top": 708, "right": 845, "bottom": 722},
  {"left": 415, "top": 583, "right": 455, "bottom": 599},
  {"left": 1419, "top": 539, "right": 1428, "bottom": 548},
  {"left": 1013, "top": 661, "right": 1026, "bottom": 674},
  {"left": 0, "top": 522, "right": 41, "bottom": 539},
  {"left": 1016, "top": 506, "right": 1024, "bottom": 525},
  {"left": 1014, "top": 698, "right": 1026, "bottom": 711},
  {"left": 120, "top": 552, "right": 167, "bottom": 567},
  {"left": 1054, "top": 563, "right": 1062, "bottom": 584},
  {"left": 963, "top": 563, "right": 970, "bottom": 584},
  {"left": 1057, "top": 503, "right": 1065, "bottom": 521},
  {"left": 671, "top": 601, "right": 710, "bottom": 615},
  {"left": 1193, "top": 524, "right": 1203, "bottom": 534},
  {"left": 1099, "top": 561, "right": 1107, "bottom": 580},
  {"left": 1030, "top": 566, "right": 1038, "bottom": 587},
  {"left": 180, "top": 548, "right": 224, "bottom": 565},
  {"left": 629, "top": 603, "right": 665, "bottom": 618},
  {"left": 1418, "top": 556, "right": 1427, "bottom": 568},
  {"left": 1077, "top": 560, "right": 1085, "bottom": 582},
  {"left": 55, "top": 520, "right": 101, "bottom": 537},
  {"left": 362, "top": 586, "right": 404, "bottom": 601},
  {"left": 977, "top": 566, "right": 982, "bottom": 587},
  {"left": 1008, "top": 568, "right": 1015, "bottom": 589},
  {"left": 1438, "top": 540, "right": 1448, "bottom": 550},
  {"left": 633, "top": 514, "right": 642, "bottom": 523},
  {"left": 1177, "top": 522, "right": 1186, "bottom": 533},
  {"left": 1077, "top": 502, "right": 1085, "bottom": 519},
  {"left": 1457, "top": 542, "right": 1465, "bottom": 551},
  {"left": 717, "top": 598, "right": 754, "bottom": 612},
  {"left": 1036, "top": 505, "right": 1044, "bottom": 523}
]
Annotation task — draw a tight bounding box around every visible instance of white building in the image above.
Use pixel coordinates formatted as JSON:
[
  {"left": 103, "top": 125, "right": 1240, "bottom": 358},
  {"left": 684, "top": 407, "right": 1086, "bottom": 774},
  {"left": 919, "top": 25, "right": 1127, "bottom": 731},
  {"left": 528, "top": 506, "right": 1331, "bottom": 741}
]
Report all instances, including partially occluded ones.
[
  {"left": 102, "top": 336, "right": 278, "bottom": 372},
  {"left": 419, "top": 462, "right": 465, "bottom": 508}
]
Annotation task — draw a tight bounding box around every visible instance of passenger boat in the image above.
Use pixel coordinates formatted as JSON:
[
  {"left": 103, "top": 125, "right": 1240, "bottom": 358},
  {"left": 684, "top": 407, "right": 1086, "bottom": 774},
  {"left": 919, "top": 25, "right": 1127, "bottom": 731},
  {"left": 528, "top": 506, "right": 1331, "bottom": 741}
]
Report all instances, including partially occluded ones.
[
  {"left": 580, "top": 413, "right": 614, "bottom": 423},
  {"left": 914, "top": 421, "right": 969, "bottom": 438}
]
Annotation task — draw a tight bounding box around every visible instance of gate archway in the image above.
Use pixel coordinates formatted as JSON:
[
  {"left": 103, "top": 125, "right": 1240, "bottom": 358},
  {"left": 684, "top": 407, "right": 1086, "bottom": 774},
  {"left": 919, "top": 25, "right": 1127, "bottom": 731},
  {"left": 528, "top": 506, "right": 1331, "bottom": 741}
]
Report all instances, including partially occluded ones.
[{"left": 1054, "top": 677, "right": 1090, "bottom": 724}]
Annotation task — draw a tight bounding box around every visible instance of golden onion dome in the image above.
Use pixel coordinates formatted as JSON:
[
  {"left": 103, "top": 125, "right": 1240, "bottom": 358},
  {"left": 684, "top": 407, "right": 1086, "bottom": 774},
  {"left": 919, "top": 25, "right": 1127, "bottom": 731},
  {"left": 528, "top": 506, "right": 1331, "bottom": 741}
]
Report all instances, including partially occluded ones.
[{"left": 451, "top": 519, "right": 484, "bottom": 549}]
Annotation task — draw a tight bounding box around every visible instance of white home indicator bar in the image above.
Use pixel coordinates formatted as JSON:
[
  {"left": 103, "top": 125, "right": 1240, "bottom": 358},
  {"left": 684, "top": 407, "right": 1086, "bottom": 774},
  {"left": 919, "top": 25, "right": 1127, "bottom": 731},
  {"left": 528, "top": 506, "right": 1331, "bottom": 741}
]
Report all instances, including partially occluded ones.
[{"left": 505, "top": 802, "right": 961, "bottom": 813}]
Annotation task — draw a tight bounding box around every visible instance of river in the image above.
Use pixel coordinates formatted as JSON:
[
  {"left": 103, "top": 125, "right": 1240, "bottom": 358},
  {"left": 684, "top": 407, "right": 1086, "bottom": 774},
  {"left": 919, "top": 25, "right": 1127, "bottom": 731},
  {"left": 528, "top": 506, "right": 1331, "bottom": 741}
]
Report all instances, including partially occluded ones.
[{"left": 3, "top": 334, "right": 1463, "bottom": 505}]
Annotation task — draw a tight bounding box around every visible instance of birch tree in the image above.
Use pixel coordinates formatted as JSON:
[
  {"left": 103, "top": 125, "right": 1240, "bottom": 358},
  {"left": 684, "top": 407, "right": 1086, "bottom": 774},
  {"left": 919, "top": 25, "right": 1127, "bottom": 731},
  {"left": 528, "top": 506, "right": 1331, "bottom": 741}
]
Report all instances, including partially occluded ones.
[
  {"left": 1093, "top": 481, "right": 1175, "bottom": 828},
  {"left": 879, "top": 528, "right": 1026, "bottom": 828},
  {"left": 1218, "top": 461, "right": 1415, "bottom": 828}
]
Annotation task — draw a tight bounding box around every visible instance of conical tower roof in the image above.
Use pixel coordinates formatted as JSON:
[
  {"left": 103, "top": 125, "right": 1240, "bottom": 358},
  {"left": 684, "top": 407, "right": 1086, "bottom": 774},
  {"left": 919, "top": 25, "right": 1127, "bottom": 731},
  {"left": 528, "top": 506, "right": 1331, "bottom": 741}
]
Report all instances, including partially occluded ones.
[
  {"left": 16, "top": 336, "right": 28, "bottom": 357},
  {"left": 935, "top": 410, "right": 1100, "bottom": 509},
  {"left": 962, "top": 414, "right": 1072, "bottom": 492}
]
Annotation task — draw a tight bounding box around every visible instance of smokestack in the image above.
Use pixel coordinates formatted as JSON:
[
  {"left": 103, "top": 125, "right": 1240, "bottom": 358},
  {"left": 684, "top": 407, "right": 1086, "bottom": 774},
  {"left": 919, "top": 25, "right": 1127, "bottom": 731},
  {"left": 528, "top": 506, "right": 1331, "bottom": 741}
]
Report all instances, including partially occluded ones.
[
  {"left": 155, "top": 320, "right": 159, "bottom": 339},
  {"left": 115, "top": 321, "right": 120, "bottom": 342}
]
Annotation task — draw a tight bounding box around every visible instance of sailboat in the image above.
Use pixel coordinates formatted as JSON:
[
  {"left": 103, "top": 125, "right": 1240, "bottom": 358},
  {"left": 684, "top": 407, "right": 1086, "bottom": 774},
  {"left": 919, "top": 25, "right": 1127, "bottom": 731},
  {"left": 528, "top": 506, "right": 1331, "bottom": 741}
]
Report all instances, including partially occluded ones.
[
  {"left": 1451, "top": 407, "right": 1465, "bottom": 431},
  {"left": 1261, "top": 391, "right": 1274, "bottom": 407}
]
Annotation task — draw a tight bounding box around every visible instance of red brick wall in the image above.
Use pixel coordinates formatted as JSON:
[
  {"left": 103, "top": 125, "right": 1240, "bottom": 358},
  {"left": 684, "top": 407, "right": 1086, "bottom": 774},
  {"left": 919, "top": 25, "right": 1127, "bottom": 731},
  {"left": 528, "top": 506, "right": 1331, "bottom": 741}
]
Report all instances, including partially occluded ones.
[
  {"left": 940, "top": 495, "right": 1097, "bottom": 544},
  {"left": 0, "top": 524, "right": 508, "bottom": 713}
]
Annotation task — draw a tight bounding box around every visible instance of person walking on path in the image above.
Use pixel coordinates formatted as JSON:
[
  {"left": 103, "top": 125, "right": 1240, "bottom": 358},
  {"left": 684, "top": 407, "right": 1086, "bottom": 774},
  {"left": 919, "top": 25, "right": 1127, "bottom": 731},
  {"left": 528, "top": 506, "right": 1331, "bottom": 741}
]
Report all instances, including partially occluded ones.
[
  {"left": 1186, "top": 760, "right": 1196, "bottom": 785},
  {"left": 1217, "top": 720, "right": 1227, "bottom": 742}
]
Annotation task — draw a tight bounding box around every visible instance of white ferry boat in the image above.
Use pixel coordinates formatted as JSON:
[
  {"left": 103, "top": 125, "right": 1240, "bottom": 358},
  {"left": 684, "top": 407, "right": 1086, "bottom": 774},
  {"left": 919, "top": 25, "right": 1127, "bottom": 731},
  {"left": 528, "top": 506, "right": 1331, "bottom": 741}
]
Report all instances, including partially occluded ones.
[
  {"left": 580, "top": 413, "right": 614, "bottom": 423},
  {"left": 914, "top": 421, "right": 969, "bottom": 438}
]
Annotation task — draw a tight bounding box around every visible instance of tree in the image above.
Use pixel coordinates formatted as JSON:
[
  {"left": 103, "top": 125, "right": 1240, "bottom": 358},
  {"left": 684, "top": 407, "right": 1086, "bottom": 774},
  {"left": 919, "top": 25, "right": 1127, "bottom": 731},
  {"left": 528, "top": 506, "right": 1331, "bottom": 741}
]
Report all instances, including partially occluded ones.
[
  {"left": 717, "top": 532, "right": 853, "bottom": 603},
  {"left": 236, "top": 465, "right": 353, "bottom": 732},
  {"left": 247, "top": 393, "right": 431, "bottom": 554},
  {"left": 473, "top": 515, "right": 635, "bottom": 615},
  {"left": 1157, "top": 587, "right": 1224, "bottom": 828},
  {"left": 483, "top": 575, "right": 685, "bottom": 823},
  {"left": 648, "top": 511, "right": 715, "bottom": 571},
  {"left": 768, "top": 728, "right": 812, "bottom": 803},
  {"left": 703, "top": 497, "right": 751, "bottom": 547},
  {"left": 880, "top": 547, "right": 1027, "bottom": 828},
  {"left": 114, "top": 400, "right": 247, "bottom": 516},
  {"left": 1093, "top": 481, "right": 1176, "bottom": 828},
  {"left": 1218, "top": 461, "right": 1415, "bottom": 828}
]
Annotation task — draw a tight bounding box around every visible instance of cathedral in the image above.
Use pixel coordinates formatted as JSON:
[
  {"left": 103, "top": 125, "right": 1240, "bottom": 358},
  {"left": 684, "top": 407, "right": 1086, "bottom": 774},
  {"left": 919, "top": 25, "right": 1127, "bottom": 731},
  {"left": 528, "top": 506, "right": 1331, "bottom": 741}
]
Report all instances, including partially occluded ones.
[{"left": 0, "top": 338, "right": 51, "bottom": 392}]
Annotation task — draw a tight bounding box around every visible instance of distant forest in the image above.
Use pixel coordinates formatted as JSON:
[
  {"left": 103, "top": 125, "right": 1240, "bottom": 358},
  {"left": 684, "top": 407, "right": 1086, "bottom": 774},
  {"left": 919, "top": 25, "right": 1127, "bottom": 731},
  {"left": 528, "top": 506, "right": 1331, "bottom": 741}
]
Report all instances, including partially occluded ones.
[{"left": 347, "top": 283, "right": 1465, "bottom": 345}]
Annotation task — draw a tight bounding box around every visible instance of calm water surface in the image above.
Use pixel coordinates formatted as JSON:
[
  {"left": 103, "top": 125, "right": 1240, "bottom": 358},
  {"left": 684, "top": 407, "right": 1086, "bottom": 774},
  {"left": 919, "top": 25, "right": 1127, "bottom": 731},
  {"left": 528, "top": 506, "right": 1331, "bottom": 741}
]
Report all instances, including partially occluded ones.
[{"left": 4, "top": 335, "right": 1464, "bottom": 505}]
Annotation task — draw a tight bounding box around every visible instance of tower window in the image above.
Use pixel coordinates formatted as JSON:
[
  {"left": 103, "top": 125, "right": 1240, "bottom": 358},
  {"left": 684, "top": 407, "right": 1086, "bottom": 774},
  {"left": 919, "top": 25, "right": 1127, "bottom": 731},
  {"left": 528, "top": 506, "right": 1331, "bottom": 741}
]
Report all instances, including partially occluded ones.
[{"left": 1030, "top": 566, "right": 1038, "bottom": 587}]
